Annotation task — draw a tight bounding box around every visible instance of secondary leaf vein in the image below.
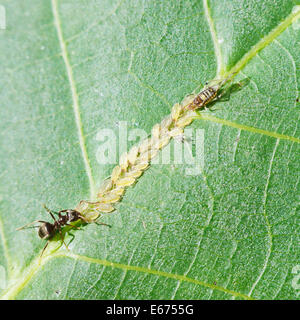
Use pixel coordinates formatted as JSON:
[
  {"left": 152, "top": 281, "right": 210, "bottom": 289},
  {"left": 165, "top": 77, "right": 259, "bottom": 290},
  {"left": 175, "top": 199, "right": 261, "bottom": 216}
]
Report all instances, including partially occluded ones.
[
  {"left": 248, "top": 139, "right": 279, "bottom": 296},
  {"left": 58, "top": 252, "right": 254, "bottom": 300}
]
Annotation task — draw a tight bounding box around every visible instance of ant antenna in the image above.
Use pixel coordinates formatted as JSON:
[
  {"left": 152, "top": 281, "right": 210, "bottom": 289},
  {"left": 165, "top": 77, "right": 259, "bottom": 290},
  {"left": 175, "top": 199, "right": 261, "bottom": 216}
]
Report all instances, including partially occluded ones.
[
  {"left": 43, "top": 204, "right": 57, "bottom": 221},
  {"left": 16, "top": 220, "right": 47, "bottom": 231}
]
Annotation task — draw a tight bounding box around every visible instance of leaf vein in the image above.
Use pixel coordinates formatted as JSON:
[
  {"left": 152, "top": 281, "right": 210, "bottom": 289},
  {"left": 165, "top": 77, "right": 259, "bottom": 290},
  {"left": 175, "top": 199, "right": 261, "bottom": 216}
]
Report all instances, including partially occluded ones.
[
  {"left": 58, "top": 252, "right": 254, "bottom": 300},
  {"left": 51, "top": 0, "right": 96, "bottom": 198},
  {"left": 203, "top": 0, "right": 223, "bottom": 75},
  {"left": 197, "top": 114, "right": 300, "bottom": 143},
  {"left": 248, "top": 139, "right": 279, "bottom": 297}
]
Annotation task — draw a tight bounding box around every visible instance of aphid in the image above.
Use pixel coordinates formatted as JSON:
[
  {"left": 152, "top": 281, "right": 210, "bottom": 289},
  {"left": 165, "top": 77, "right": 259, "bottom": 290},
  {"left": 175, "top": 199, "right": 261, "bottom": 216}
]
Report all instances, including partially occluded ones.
[
  {"left": 168, "top": 127, "right": 184, "bottom": 138},
  {"left": 79, "top": 200, "right": 115, "bottom": 213},
  {"left": 111, "top": 165, "right": 122, "bottom": 183},
  {"left": 156, "top": 136, "right": 170, "bottom": 149},
  {"left": 134, "top": 162, "right": 149, "bottom": 171},
  {"left": 185, "top": 73, "right": 236, "bottom": 111},
  {"left": 97, "top": 179, "right": 113, "bottom": 196},
  {"left": 125, "top": 169, "right": 143, "bottom": 179},
  {"left": 151, "top": 123, "right": 161, "bottom": 138},
  {"left": 128, "top": 146, "right": 139, "bottom": 165},
  {"left": 116, "top": 176, "right": 136, "bottom": 187},
  {"left": 175, "top": 111, "right": 194, "bottom": 127},
  {"left": 16, "top": 205, "right": 110, "bottom": 257},
  {"left": 160, "top": 115, "right": 173, "bottom": 130},
  {"left": 171, "top": 103, "right": 183, "bottom": 121}
]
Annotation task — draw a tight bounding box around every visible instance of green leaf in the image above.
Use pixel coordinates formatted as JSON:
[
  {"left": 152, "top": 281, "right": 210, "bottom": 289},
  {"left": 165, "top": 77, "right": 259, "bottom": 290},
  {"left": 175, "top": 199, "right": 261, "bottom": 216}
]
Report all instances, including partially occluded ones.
[{"left": 0, "top": 0, "right": 299, "bottom": 300}]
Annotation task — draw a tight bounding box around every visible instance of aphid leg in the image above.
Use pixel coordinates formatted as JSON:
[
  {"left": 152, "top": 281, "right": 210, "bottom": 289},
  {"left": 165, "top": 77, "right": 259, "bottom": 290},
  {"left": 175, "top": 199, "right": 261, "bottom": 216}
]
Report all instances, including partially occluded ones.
[
  {"left": 196, "top": 106, "right": 217, "bottom": 113},
  {"left": 211, "top": 92, "right": 229, "bottom": 105},
  {"left": 174, "top": 133, "right": 194, "bottom": 144},
  {"left": 66, "top": 223, "right": 80, "bottom": 230},
  {"left": 94, "top": 221, "right": 111, "bottom": 228},
  {"left": 174, "top": 133, "right": 185, "bottom": 143},
  {"left": 58, "top": 226, "right": 69, "bottom": 250},
  {"left": 217, "top": 94, "right": 230, "bottom": 102},
  {"left": 214, "top": 80, "right": 241, "bottom": 102},
  {"left": 79, "top": 200, "right": 99, "bottom": 206},
  {"left": 78, "top": 213, "right": 111, "bottom": 228},
  {"left": 16, "top": 220, "right": 48, "bottom": 231},
  {"left": 207, "top": 107, "right": 219, "bottom": 112},
  {"left": 206, "top": 101, "right": 222, "bottom": 112},
  {"left": 67, "top": 232, "right": 75, "bottom": 247}
]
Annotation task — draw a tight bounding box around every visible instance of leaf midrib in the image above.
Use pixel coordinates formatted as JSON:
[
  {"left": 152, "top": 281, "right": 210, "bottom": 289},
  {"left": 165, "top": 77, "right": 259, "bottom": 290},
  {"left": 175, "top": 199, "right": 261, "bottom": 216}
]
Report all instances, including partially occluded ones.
[{"left": 51, "top": 0, "right": 96, "bottom": 198}]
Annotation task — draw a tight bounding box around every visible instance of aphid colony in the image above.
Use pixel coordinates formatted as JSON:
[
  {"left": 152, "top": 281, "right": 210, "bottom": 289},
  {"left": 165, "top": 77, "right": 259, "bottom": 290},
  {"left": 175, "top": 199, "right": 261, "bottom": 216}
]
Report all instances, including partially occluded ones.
[{"left": 17, "top": 74, "right": 234, "bottom": 256}]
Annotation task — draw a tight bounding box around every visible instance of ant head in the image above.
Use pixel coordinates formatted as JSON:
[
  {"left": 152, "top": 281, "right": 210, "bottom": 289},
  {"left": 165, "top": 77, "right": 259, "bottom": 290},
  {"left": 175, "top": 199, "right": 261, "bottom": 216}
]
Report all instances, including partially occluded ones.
[
  {"left": 59, "top": 209, "right": 81, "bottom": 222},
  {"left": 38, "top": 222, "right": 55, "bottom": 240},
  {"left": 67, "top": 209, "right": 80, "bottom": 222}
]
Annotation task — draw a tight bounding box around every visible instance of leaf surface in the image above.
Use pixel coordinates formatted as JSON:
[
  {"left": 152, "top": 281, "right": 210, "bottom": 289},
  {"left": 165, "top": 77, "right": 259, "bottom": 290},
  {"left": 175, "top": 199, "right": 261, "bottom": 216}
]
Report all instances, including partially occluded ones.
[{"left": 0, "top": 0, "right": 299, "bottom": 299}]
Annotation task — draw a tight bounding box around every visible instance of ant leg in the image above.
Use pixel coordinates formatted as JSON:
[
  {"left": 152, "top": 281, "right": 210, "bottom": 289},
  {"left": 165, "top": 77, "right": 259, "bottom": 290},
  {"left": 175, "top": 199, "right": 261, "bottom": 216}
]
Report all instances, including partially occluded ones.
[
  {"left": 16, "top": 220, "right": 47, "bottom": 231},
  {"left": 58, "top": 209, "right": 70, "bottom": 214},
  {"left": 40, "top": 241, "right": 49, "bottom": 258}
]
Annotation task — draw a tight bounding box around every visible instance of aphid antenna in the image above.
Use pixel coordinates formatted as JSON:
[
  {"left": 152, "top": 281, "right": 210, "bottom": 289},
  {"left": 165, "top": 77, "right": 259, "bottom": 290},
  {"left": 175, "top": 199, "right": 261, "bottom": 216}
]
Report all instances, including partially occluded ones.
[
  {"left": 221, "top": 71, "right": 238, "bottom": 85},
  {"left": 205, "top": 71, "right": 237, "bottom": 89}
]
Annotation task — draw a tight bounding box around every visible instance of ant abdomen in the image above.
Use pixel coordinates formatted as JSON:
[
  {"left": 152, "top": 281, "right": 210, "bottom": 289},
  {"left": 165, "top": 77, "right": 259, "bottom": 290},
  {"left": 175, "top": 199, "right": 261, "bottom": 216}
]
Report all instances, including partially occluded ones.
[{"left": 38, "top": 222, "right": 55, "bottom": 240}]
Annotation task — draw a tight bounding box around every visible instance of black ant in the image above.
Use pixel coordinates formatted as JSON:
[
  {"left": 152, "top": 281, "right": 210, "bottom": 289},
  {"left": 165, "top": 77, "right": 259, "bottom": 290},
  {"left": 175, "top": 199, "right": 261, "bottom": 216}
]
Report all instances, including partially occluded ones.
[{"left": 17, "top": 204, "right": 110, "bottom": 257}]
